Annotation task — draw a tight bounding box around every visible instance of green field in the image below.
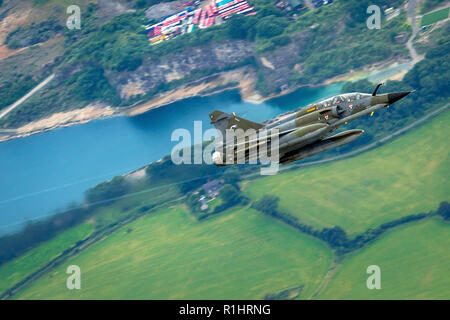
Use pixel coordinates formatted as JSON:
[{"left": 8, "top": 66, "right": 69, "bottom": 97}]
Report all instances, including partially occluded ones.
[
  {"left": 421, "top": 7, "right": 450, "bottom": 26},
  {"left": 318, "top": 219, "right": 450, "bottom": 299},
  {"left": 244, "top": 111, "right": 450, "bottom": 235},
  {"left": 0, "top": 222, "right": 93, "bottom": 293},
  {"left": 16, "top": 206, "right": 332, "bottom": 299}
]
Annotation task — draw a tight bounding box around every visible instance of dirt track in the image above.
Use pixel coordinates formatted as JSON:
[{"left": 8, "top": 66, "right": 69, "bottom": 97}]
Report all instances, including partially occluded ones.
[{"left": 0, "top": 74, "right": 55, "bottom": 120}]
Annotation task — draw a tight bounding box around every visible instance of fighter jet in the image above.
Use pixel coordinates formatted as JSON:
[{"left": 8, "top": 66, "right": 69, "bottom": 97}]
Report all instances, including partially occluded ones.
[{"left": 209, "top": 83, "right": 411, "bottom": 165}]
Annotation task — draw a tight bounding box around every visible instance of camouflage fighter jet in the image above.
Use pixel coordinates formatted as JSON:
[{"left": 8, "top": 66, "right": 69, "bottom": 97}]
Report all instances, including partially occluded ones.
[{"left": 209, "top": 83, "right": 411, "bottom": 165}]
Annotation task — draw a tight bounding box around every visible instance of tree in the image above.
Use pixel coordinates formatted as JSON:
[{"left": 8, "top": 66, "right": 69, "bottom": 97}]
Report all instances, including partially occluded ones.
[
  {"left": 437, "top": 201, "right": 450, "bottom": 220},
  {"left": 270, "top": 35, "right": 291, "bottom": 47},
  {"left": 320, "top": 226, "right": 349, "bottom": 248},
  {"left": 85, "top": 176, "right": 129, "bottom": 204},
  {"left": 220, "top": 184, "right": 241, "bottom": 205},
  {"left": 252, "top": 195, "right": 280, "bottom": 216},
  {"left": 227, "top": 16, "right": 249, "bottom": 39},
  {"left": 255, "top": 18, "right": 283, "bottom": 39},
  {"left": 67, "top": 65, "right": 117, "bottom": 103}
]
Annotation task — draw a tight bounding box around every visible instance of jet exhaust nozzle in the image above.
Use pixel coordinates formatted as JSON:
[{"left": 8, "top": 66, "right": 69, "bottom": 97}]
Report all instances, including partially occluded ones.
[{"left": 212, "top": 151, "right": 225, "bottom": 166}]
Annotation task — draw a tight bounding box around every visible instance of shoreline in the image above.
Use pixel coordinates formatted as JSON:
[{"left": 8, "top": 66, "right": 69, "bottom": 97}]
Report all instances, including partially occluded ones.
[
  {"left": 0, "top": 104, "right": 118, "bottom": 142},
  {"left": 0, "top": 57, "right": 414, "bottom": 143}
]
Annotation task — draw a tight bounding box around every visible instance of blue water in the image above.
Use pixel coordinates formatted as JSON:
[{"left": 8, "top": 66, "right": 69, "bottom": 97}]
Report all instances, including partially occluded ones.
[{"left": 0, "top": 83, "right": 342, "bottom": 235}]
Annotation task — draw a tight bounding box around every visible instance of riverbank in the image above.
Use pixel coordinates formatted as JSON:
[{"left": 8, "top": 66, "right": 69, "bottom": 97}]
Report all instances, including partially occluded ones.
[
  {"left": 0, "top": 57, "right": 415, "bottom": 143},
  {"left": 0, "top": 104, "right": 117, "bottom": 142},
  {"left": 126, "top": 67, "right": 261, "bottom": 116}
]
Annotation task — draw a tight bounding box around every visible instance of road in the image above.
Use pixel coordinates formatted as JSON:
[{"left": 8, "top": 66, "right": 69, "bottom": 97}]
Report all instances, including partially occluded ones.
[
  {"left": 406, "top": 0, "right": 424, "bottom": 63},
  {"left": 0, "top": 73, "right": 55, "bottom": 121}
]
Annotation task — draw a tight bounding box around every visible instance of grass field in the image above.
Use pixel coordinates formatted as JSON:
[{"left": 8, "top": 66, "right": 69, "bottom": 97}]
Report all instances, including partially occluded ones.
[
  {"left": 0, "top": 222, "right": 93, "bottom": 293},
  {"left": 15, "top": 206, "right": 332, "bottom": 299},
  {"left": 207, "top": 197, "right": 223, "bottom": 213},
  {"left": 244, "top": 111, "right": 450, "bottom": 235},
  {"left": 318, "top": 218, "right": 450, "bottom": 299},
  {"left": 421, "top": 7, "right": 450, "bottom": 26}
]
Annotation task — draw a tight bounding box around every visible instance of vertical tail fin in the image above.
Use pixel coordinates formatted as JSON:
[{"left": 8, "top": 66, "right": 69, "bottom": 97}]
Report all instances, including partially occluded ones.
[{"left": 209, "top": 110, "right": 263, "bottom": 138}]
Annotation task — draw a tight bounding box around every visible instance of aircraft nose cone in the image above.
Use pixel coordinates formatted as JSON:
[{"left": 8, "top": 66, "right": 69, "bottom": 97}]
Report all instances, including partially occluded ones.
[{"left": 387, "top": 91, "right": 411, "bottom": 104}]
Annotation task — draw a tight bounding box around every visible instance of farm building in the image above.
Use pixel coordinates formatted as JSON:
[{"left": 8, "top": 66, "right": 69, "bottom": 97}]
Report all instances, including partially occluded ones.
[
  {"left": 202, "top": 179, "right": 223, "bottom": 198},
  {"left": 199, "top": 196, "right": 209, "bottom": 211}
]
